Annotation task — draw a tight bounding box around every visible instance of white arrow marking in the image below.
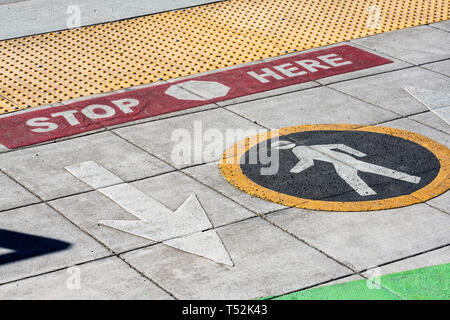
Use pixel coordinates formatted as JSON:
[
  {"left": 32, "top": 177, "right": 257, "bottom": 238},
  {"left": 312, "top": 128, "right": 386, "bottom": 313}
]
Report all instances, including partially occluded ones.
[
  {"left": 165, "top": 230, "right": 233, "bottom": 267},
  {"left": 405, "top": 86, "right": 450, "bottom": 125},
  {"left": 65, "top": 161, "right": 233, "bottom": 266}
]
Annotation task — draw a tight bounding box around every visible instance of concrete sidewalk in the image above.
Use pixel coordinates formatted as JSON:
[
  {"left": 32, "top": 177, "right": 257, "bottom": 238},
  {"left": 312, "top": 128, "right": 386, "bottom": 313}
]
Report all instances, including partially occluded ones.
[
  {"left": 0, "top": 0, "right": 221, "bottom": 40},
  {"left": 0, "top": 1, "right": 448, "bottom": 300}
]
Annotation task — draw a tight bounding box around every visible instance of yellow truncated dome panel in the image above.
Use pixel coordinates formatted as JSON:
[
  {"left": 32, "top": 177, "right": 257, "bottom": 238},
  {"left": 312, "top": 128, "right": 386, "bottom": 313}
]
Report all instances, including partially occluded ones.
[{"left": 0, "top": 0, "right": 448, "bottom": 114}]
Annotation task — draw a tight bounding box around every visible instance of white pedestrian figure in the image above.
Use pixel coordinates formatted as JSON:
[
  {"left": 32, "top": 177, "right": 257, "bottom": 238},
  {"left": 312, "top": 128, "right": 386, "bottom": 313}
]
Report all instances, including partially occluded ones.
[{"left": 273, "top": 140, "right": 421, "bottom": 196}]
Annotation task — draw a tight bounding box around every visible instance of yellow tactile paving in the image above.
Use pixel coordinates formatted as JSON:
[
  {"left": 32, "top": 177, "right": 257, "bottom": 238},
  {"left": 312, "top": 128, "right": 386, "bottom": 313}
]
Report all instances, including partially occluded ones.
[
  {"left": 0, "top": 0, "right": 448, "bottom": 114},
  {"left": 0, "top": 96, "right": 18, "bottom": 112}
]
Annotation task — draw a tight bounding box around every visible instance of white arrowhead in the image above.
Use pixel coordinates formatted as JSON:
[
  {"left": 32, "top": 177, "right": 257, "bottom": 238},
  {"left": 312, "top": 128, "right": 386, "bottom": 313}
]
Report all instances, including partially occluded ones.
[
  {"left": 165, "top": 230, "right": 234, "bottom": 266},
  {"left": 65, "top": 161, "right": 233, "bottom": 266},
  {"left": 98, "top": 193, "right": 212, "bottom": 241},
  {"left": 405, "top": 86, "right": 450, "bottom": 124},
  {"left": 165, "top": 80, "right": 230, "bottom": 101}
]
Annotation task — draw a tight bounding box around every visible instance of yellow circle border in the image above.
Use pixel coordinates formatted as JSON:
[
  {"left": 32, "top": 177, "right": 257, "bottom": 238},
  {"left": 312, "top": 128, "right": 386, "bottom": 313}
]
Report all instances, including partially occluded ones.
[{"left": 219, "top": 124, "right": 450, "bottom": 212}]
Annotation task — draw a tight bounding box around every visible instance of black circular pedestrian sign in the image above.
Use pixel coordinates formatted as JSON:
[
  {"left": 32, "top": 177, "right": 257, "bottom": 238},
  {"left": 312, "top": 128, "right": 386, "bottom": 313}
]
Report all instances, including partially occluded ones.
[{"left": 220, "top": 124, "right": 450, "bottom": 211}]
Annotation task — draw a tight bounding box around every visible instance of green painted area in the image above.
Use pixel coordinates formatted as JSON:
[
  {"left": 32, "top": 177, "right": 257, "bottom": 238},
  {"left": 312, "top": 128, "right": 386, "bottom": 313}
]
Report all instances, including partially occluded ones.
[
  {"left": 378, "top": 263, "right": 450, "bottom": 300},
  {"left": 270, "top": 263, "right": 450, "bottom": 300},
  {"left": 273, "top": 279, "right": 400, "bottom": 300}
]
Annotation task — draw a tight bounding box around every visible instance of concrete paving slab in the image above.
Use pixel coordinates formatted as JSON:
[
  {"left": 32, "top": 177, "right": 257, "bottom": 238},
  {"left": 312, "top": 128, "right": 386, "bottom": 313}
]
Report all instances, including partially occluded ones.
[
  {"left": 226, "top": 86, "right": 398, "bottom": 129},
  {"left": 164, "top": 229, "right": 233, "bottom": 267},
  {"left": 0, "top": 256, "right": 173, "bottom": 299},
  {"left": 0, "top": 132, "right": 173, "bottom": 200},
  {"left": 266, "top": 203, "right": 450, "bottom": 271},
  {"left": 0, "top": 0, "right": 219, "bottom": 40},
  {"left": 49, "top": 191, "right": 154, "bottom": 254},
  {"left": 130, "top": 171, "right": 255, "bottom": 228},
  {"left": 422, "top": 59, "right": 450, "bottom": 77},
  {"left": 430, "top": 19, "right": 450, "bottom": 32},
  {"left": 113, "top": 108, "right": 264, "bottom": 168},
  {"left": 352, "top": 26, "right": 450, "bottom": 65},
  {"left": 183, "top": 161, "right": 286, "bottom": 215},
  {"left": 0, "top": 203, "right": 110, "bottom": 284},
  {"left": 362, "top": 246, "right": 450, "bottom": 277},
  {"left": 427, "top": 191, "right": 450, "bottom": 215},
  {"left": 121, "top": 217, "right": 352, "bottom": 299},
  {"left": 330, "top": 67, "right": 450, "bottom": 117},
  {"left": 380, "top": 117, "right": 450, "bottom": 148},
  {"left": 0, "top": 172, "right": 40, "bottom": 212},
  {"left": 409, "top": 111, "right": 450, "bottom": 135}
]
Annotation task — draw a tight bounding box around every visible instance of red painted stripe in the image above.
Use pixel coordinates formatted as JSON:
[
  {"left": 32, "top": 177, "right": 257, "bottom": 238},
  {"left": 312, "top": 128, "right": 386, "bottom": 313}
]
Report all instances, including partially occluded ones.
[{"left": 0, "top": 45, "right": 391, "bottom": 149}]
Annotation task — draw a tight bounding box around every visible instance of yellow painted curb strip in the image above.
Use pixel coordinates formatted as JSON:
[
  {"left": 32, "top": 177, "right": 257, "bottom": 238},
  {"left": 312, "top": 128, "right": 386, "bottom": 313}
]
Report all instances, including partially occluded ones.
[{"left": 219, "top": 124, "right": 450, "bottom": 212}]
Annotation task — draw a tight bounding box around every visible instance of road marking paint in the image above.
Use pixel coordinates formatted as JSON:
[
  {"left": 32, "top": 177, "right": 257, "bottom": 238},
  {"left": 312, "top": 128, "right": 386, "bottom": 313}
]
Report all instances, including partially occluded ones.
[
  {"left": 283, "top": 143, "right": 421, "bottom": 196},
  {"left": 164, "top": 230, "right": 233, "bottom": 267},
  {"left": 65, "top": 161, "right": 233, "bottom": 266},
  {"left": 0, "top": 248, "right": 14, "bottom": 256},
  {"left": 220, "top": 124, "right": 450, "bottom": 212},
  {"left": 0, "top": 45, "right": 391, "bottom": 149}
]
